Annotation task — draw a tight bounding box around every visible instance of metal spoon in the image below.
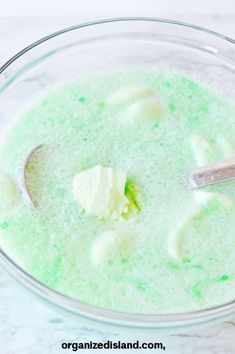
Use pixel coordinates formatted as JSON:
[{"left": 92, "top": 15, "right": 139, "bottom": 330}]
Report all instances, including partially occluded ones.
[
  {"left": 24, "top": 145, "right": 235, "bottom": 201},
  {"left": 189, "top": 157, "right": 235, "bottom": 189},
  {"left": 23, "top": 144, "right": 44, "bottom": 207}
]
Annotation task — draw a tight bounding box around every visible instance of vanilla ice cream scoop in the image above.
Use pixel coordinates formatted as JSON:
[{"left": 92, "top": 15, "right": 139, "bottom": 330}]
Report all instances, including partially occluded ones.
[
  {"left": 0, "top": 172, "right": 19, "bottom": 213},
  {"left": 107, "top": 85, "right": 155, "bottom": 106},
  {"left": 73, "top": 165, "right": 129, "bottom": 219},
  {"left": 91, "top": 229, "right": 134, "bottom": 266},
  {"left": 119, "top": 97, "right": 161, "bottom": 124}
]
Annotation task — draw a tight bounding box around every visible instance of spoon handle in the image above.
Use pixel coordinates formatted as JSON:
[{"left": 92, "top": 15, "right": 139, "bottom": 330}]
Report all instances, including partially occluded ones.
[{"left": 189, "top": 157, "right": 235, "bottom": 189}]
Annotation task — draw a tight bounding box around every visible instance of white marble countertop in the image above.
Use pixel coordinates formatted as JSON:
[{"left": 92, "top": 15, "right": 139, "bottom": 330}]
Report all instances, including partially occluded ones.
[{"left": 1, "top": 15, "right": 235, "bottom": 354}]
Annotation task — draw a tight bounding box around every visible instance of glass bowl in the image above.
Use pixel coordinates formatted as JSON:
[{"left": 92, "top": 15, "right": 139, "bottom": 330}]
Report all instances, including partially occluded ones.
[{"left": 0, "top": 18, "right": 235, "bottom": 335}]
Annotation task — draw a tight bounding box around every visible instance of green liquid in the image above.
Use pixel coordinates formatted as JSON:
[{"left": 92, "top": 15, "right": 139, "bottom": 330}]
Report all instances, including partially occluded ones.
[{"left": 0, "top": 70, "right": 235, "bottom": 314}]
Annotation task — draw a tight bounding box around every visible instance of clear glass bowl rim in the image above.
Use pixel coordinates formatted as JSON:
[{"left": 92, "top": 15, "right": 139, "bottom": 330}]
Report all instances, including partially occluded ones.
[{"left": 0, "top": 17, "right": 235, "bottom": 329}]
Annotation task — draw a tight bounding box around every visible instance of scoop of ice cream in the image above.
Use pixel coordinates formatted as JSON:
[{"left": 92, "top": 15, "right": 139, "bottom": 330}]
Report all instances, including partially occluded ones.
[
  {"left": 107, "top": 85, "right": 155, "bottom": 106},
  {"left": 168, "top": 191, "right": 234, "bottom": 262},
  {"left": 194, "top": 191, "right": 234, "bottom": 209},
  {"left": 218, "top": 136, "right": 235, "bottom": 158},
  {"left": 0, "top": 172, "right": 19, "bottom": 213},
  {"left": 119, "top": 97, "right": 161, "bottom": 124},
  {"left": 107, "top": 84, "right": 161, "bottom": 125},
  {"left": 91, "top": 229, "right": 134, "bottom": 266},
  {"left": 73, "top": 165, "right": 129, "bottom": 219},
  {"left": 191, "top": 135, "right": 213, "bottom": 166}
]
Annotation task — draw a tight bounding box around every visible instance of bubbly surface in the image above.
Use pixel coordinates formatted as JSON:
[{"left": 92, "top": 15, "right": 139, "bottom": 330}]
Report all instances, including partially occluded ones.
[{"left": 1, "top": 70, "right": 235, "bottom": 314}]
